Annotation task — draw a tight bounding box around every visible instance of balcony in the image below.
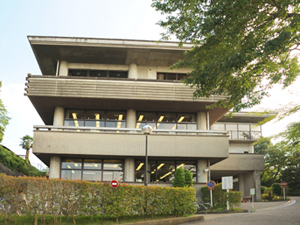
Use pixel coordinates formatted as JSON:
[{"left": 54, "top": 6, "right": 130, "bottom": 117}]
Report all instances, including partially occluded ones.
[
  {"left": 25, "top": 75, "right": 229, "bottom": 125},
  {"left": 33, "top": 126, "right": 229, "bottom": 166}
]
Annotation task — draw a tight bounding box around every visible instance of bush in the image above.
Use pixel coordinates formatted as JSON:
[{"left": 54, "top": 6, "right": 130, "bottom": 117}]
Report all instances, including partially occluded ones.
[
  {"left": 261, "top": 193, "right": 269, "bottom": 201},
  {"left": 0, "top": 174, "right": 196, "bottom": 224},
  {"left": 184, "top": 170, "right": 193, "bottom": 187},
  {"left": 261, "top": 186, "right": 266, "bottom": 194},
  {"left": 172, "top": 168, "right": 185, "bottom": 187},
  {"left": 272, "top": 183, "right": 282, "bottom": 196},
  {"left": 201, "top": 183, "right": 241, "bottom": 209}
]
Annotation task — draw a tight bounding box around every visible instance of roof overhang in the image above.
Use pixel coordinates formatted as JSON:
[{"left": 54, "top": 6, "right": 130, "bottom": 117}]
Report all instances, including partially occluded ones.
[{"left": 28, "top": 36, "right": 193, "bottom": 75}]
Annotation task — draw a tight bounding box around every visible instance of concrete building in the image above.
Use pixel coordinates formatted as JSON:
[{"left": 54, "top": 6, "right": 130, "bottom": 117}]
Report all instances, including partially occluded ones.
[{"left": 26, "top": 36, "right": 269, "bottom": 201}]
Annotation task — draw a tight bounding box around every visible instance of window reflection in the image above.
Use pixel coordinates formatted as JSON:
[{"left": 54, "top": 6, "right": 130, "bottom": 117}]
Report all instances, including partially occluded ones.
[{"left": 61, "top": 159, "right": 123, "bottom": 182}]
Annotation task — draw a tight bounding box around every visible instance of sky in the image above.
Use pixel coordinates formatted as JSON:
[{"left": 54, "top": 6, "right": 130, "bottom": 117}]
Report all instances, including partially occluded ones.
[{"left": 0, "top": 0, "right": 299, "bottom": 169}]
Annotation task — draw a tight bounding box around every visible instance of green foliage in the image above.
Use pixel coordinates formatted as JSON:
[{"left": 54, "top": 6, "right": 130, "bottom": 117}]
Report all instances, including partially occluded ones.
[
  {"left": 152, "top": 0, "right": 300, "bottom": 112},
  {"left": 0, "top": 174, "right": 196, "bottom": 223},
  {"left": 20, "top": 135, "right": 33, "bottom": 164},
  {"left": 254, "top": 122, "right": 300, "bottom": 195},
  {"left": 201, "top": 184, "right": 241, "bottom": 209},
  {"left": 261, "top": 186, "right": 266, "bottom": 195},
  {"left": 272, "top": 183, "right": 282, "bottom": 196},
  {"left": 0, "top": 81, "right": 10, "bottom": 143},
  {"left": 184, "top": 170, "right": 193, "bottom": 187},
  {"left": 0, "top": 145, "right": 29, "bottom": 175},
  {"left": 172, "top": 167, "right": 185, "bottom": 187}
]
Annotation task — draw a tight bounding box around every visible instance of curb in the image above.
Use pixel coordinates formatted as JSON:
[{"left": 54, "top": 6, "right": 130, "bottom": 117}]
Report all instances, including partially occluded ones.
[{"left": 124, "top": 215, "right": 204, "bottom": 225}]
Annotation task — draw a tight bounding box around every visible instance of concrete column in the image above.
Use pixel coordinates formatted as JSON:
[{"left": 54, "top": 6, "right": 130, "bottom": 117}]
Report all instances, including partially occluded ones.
[
  {"left": 128, "top": 63, "right": 138, "bottom": 79},
  {"left": 124, "top": 158, "right": 135, "bottom": 182},
  {"left": 58, "top": 60, "right": 68, "bottom": 76},
  {"left": 49, "top": 156, "right": 61, "bottom": 178},
  {"left": 254, "top": 170, "right": 262, "bottom": 201},
  {"left": 53, "top": 106, "right": 65, "bottom": 126},
  {"left": 197, "top": 112, "right": 207, "bottom": 130},
  {"left": 197, "top": 159, "right": 208, "bottom": 183},
  {"left": 239, "top": 173, "right": 245, "bottom": 197},
  {"left": 126, "top": 109, "right": 136, "bottom": 130}
]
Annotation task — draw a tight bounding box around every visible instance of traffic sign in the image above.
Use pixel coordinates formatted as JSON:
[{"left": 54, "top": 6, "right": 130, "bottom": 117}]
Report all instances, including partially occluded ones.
[
  {"left": 206, "top": 180, "right": 216, "bottom": 190},
  {"left": 111, "top": 180, "right": 119, "bottom": 188},
  {"left": 280, "top": 181, "right": 288, "bottom": 187}
]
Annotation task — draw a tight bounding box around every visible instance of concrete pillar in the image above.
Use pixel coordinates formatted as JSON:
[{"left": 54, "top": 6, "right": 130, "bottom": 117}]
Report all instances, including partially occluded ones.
[
  {"left": 128, "top": 63, "right": 138, "bottom": 79},
  {"left": 58, "top": 60, "right": 68, "bottom": 76},
  {"left": 49, "top": 156, "right": 61, "bottom": 178},
  {"left": 124, "top": 158, "right": 135, "bottom": 182},
  {"left": 53, "top": 107, "right": 65, "bottom": 126},
  {"left": 197, "top": 159, "right": 208, "bottom": 183},
  {"left": 197, "top": 112, "right": 207, "bottom": 130},
  {"left": 239, "top": 173, "right": 245, "bottom": 197},
  {"left": 254, "top": 170, "right": 262, "bottom": 201},
  {"left": 126, "top": 109, "right": 136, "bottom": 130}
]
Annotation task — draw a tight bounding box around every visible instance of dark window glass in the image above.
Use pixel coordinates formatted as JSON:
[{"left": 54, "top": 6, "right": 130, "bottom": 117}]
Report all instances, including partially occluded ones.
[
  {"left": 165, "top": 74, "right": 176, "bottom": 80},
  {"left": 89, "top": 70, "right": 107, "bottom": 77},
  {"left": 69, "top": 70, "right": 88, "bottom": 77},
  {"left": 109, "top": 71, "right": 128, "bottom": 78}
]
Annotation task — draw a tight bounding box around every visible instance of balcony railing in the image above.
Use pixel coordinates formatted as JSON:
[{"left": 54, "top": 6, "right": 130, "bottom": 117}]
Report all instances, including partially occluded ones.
[{"left": 34, "top": 125, "right": 228, "bottom": 136}]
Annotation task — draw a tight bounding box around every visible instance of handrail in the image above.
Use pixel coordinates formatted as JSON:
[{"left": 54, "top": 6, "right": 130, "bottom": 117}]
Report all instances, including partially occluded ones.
[{"left": 33, "top": 125, "right": 229, "bottom": 136}]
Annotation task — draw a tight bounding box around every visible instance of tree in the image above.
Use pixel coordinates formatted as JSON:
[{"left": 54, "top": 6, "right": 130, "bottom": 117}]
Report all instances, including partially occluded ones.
[
  {"left": 172, "top": 167, "right": 185, "bottom": 187},
  {"left": 0, "top": 81, "right": 10, "bottom": 143},
  {"left": 152, "top": 1, "right": 300, "bottom": 112},
  {"left": 20, "top": 135, "right": 33, "bottom": 164},
  {"left": 184, "top": 170, "right": 194, "bottom": 187}
]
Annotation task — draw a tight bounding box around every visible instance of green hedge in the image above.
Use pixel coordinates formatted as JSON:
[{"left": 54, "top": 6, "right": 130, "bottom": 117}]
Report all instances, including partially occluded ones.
[
  {"left": 201, "top": 184, "right": 242, "bottom": 209},
  {"left": 0, "top": 174, "right": 196, "bottom": 224}
]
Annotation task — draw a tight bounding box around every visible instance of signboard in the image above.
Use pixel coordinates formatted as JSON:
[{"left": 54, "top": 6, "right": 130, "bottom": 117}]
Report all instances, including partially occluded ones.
[
  {"left": 222, "top": 176, "right": 233, "bottom": 189},
  {"left": 280, "top": 181, "right": 288, "bottom": 187},
  {"left": 250, "top": 188, "right": 255, "bottom": 195},
  {"left": 206, "top": 180, "right": 216, "bottom": 190},
  {"left": 111, "top": 180, "right": 119, "bottom": 188}
]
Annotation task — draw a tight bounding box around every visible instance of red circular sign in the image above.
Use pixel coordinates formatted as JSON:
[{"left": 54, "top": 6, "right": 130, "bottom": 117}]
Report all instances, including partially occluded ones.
[
  {"left": 111, "top": 180, "right": 119, "bottom": 188},
  {"left": 280, "top": 181, "right": 288, "bottom": 187}
]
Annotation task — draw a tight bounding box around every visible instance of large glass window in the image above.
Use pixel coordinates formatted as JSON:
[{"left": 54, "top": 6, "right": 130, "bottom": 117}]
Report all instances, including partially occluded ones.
[
  {"left": 61, "top": 158, "right": 123, "bottom": 182},
  {"left": 135, "top": 160, "right": 196, "bottom": 183},
  {"left": 136, "top": 112, "right": 196, "bottom": 130},
  {"left": 212, "top": 122, "right": 262, "bottom": 140},
  {"left": 69, "top": 69, "right": 128, "bottom": 78},
  {"left": 64, "top": 110, "right": 126, "bottom": 129},
  {"left": 157, "top": 73, "right": 187, "bottom": 81}
]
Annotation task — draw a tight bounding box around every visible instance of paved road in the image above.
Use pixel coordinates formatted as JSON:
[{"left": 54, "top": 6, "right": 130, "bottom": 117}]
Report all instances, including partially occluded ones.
[{"left": 185, "top": 197, "right": 300, "bottom": 225}]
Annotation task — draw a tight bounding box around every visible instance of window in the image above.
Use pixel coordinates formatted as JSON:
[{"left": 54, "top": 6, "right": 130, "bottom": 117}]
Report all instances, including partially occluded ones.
[
  {"left": 61, "top": 158, "right": 123, "bottom": 181},
  {"left": 69, "top": 69, "right": 128, "bottom": 78},
  {"left": 157, "top": 73, "right": 187, "bottom": 81},
  {"left": 136, "top": 112, "right": 196, "bottom": 130},
  {"left": 64, "top": 110, "right": 126, "bottom": 129},
  {"left": 135, "top": 160, "right": 196, "bottom": 183}
]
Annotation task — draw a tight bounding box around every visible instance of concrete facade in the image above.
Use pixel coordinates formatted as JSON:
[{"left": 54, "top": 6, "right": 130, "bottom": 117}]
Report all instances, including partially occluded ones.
[{"left": 26, "top": 36, "right": 269, "bottom": 202}]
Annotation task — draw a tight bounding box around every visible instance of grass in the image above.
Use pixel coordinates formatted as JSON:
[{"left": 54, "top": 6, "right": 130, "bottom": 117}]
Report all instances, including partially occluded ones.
[{"left": 0, "top": 214, "right": 191, "bottom": 225}]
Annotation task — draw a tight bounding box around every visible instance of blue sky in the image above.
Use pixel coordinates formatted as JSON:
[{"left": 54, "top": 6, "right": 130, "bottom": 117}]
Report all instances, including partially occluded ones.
[{"left": 0, "top": 0, "right": 299, "bottom": 168}]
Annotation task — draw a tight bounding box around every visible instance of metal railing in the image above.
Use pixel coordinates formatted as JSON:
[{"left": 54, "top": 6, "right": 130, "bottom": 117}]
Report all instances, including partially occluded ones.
[{"left": 34, "top": 125, "right": 229, "bottom": 136}]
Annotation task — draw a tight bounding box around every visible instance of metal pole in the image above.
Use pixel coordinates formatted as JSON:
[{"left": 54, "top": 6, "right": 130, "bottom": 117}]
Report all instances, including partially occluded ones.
[
  {"left": 144, "top": 134, "right": 148, "bottom": 186},
  {"left": 283, "top": 187, "right": 286, "bottom": 200}
]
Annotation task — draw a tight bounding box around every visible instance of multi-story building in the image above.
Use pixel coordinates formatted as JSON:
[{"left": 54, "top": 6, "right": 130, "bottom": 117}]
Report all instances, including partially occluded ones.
[{"left": 26, "top": 36, "right": 268, "bottom": 201}]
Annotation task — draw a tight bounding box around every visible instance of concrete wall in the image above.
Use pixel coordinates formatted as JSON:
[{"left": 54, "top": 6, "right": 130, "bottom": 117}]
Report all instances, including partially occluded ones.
[
  {"left": 26, "top": 77, "right": 227, "bottom": 103},
  {"left": 33, "top": 131, "right": 229, "bottom": 159},
  {"left": 229, "top": 142, "right": 254, "bottom": 154},
  {"left": 210, "top": 154, "right": 265, "bottom": 171}
]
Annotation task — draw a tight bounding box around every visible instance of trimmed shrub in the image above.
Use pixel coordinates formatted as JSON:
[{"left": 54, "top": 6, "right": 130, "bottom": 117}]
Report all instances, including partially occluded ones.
[
  {"left": 0, "top": 173, "right": 196, "bottom": 224},
  {"left": 184, "top": 170, "right": 193, "bottom": 187},
  {"left": 172, "top": 168, "right": 185, "bottom": 187}
]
